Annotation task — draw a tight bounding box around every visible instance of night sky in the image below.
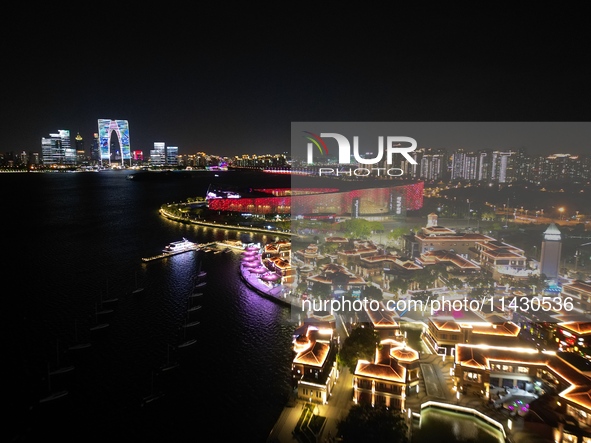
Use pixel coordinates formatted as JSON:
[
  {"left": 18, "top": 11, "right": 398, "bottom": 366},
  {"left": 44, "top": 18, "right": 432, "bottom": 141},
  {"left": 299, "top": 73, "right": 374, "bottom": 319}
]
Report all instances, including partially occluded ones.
[{"left": 2, "top": 6, "right": 590, "bottom": 158}]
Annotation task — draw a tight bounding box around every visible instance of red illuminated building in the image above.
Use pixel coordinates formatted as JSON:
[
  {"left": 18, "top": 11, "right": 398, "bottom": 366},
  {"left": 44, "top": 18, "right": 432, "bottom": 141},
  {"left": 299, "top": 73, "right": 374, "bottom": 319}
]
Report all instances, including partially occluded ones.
[{"left": 206, "top": 181, "right": 423, "bottom": 216}]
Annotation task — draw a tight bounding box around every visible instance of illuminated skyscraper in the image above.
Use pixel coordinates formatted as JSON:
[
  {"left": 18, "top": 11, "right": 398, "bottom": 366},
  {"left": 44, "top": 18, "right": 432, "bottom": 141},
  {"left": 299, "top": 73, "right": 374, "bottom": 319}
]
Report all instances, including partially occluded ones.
[
  {"left": 41, "top": 130, "right": 75, "bottom": 166},
  {"left": 150, "top": 142, "right": 166, "bottom": 166},
  {"left": 540, "top": 223, "right": 562, "bottom": 280},
  {"left": 166, "top": 146, "right": 178, "bottom": 166},
  {"left": 75, "top": 132, "right": 85, "bottom": 165},
  {"left": 97, "top": 119, "right": 131, "bottom": 167},
  {"left": 91, "top": 133, "right": 100, "bottom": 164}
]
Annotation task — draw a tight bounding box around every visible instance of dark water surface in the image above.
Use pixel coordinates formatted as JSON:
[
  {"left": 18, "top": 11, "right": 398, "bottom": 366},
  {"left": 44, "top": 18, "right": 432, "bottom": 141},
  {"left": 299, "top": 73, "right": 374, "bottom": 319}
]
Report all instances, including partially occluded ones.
[
  {"left": 6, "top": 169, "right": 294, "bottom": 442},
  {"left": 6, "top": 169, "right": 515, "bottom": 442}
]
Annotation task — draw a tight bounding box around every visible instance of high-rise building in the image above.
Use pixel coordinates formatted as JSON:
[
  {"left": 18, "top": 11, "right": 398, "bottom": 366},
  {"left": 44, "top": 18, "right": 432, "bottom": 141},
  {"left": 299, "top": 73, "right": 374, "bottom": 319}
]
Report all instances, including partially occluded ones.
[
  {"left": 91, "top": 133, "right": 100, "bottom": 164},
  {"left": 490, "top": 150, "right": 517, "bottom": 183},
  {"left": 419, "top": 149, "right": 446, "bottom": 181},
  {"left": 166, "top": 146, "right": 179, "bottom": 166},
  {"left": 150, "top": 142, "right": 166, "bottom": 166},
  {"left": 97, "top": 119, "right": 131, "bottom": 167},
  {"left": 41, "top": 130, "right": 75, "bottom": 167},
  {"left": 449, "top": 150, "right": 480, "bottom": 181},
  {"left": 477, "top": 150, "right": 491, "bottom": 181},
  {"left": 540, "top": 223, "right": 562, "bottom": 280},
  {"left": 75, "top": 132, "right": 85, "bottom": 165}
]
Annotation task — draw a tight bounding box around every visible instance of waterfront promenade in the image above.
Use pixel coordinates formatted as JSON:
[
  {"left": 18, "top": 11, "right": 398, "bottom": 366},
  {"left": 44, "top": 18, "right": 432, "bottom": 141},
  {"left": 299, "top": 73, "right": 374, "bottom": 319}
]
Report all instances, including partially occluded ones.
[
  {"left": 237, "top": 246, "right": 546, "bottom": 443},
  {"left": 169, "top": 209, "right": 552, "bottom": 442},
  {"left": 239, "top": 263, "right": 302, "bottom": 310}
]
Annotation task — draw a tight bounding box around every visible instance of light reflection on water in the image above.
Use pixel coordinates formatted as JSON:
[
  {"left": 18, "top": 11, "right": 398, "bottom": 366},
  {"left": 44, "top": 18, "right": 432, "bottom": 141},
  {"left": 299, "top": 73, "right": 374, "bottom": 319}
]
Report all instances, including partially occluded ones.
[
  {"left": 5, "top": 170, "right": 296, "bottom": 442},
  {"left": 401, "top": 324, "right": 504, "bottom": 442},
  {"left": 413, "top": 408, "right": 504, "bottom": 443}
]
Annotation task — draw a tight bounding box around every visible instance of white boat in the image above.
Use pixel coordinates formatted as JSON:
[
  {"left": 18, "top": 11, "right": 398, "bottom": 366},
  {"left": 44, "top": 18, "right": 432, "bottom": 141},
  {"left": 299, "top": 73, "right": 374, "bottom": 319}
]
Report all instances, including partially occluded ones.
[{"left": 163, "top": 238, "right": 198, "bottom": 255}]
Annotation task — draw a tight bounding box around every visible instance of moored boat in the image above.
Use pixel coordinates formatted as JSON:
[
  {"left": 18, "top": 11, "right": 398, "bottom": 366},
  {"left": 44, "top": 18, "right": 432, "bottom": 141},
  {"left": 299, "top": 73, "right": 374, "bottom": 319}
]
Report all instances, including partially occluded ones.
[{"left": 163, "top": 238, "right": 198, "bottom": 254}]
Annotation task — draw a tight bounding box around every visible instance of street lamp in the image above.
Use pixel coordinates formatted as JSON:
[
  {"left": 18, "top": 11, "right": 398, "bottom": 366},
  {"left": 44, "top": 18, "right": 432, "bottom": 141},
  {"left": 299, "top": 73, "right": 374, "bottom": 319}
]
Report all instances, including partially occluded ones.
[{"left": 558, "top": 207, "right": 564, "bottom": 220}]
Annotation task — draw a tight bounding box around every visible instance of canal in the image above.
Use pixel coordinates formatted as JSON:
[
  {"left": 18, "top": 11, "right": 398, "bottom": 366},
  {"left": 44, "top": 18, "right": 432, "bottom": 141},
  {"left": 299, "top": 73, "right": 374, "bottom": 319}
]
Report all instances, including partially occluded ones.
[{"left": 401, "top": 322, "right": 506, "bottom": 443}]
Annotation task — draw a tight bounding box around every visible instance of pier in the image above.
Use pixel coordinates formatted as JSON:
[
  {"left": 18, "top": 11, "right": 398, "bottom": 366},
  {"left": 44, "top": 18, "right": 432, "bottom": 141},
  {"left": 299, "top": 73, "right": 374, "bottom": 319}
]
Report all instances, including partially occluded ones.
[{"left": 141, "top": 242, "right": 215, "bottom": 262}]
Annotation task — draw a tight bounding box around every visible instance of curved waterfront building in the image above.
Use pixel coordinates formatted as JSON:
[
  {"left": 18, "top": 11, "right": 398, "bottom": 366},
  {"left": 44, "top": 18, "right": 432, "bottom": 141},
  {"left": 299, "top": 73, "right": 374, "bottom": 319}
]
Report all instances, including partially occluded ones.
[
  {"left": 206, "top": 180, "right": 424, "bottom": 216},
  {"left": 98, "top": 119, "right": 131, "bottom": 167}
]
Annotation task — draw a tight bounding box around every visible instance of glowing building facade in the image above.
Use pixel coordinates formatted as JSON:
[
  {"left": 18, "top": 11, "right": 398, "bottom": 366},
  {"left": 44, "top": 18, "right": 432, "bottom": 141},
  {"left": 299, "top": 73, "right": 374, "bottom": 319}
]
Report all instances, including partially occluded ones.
[
  {"left": 206, "top": 182, "right": 424, "bottom": 216},
  {"left": 41, "top": 130, "right": 75, "bottom": 166},
  {"left": 98, "top": 119, "right": 131, "bottom": 166}
]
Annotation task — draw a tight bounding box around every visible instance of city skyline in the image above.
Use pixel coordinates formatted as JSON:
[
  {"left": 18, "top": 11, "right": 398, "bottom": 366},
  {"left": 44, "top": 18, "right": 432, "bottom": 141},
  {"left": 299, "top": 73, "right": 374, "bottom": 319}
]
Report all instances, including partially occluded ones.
[
  {"left": 2, "top": 8, "right": 590, "bottom": 158},
  {"left": 24, "top": 121, "right": 591, "bottom": 162}
]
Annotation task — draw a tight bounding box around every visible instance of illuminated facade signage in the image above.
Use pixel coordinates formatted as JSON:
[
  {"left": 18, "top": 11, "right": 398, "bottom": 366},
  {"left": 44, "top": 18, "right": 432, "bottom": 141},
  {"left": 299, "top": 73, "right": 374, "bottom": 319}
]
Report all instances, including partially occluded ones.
[{"left": 98, "top": 119, "right": 131, "bottom": 166}]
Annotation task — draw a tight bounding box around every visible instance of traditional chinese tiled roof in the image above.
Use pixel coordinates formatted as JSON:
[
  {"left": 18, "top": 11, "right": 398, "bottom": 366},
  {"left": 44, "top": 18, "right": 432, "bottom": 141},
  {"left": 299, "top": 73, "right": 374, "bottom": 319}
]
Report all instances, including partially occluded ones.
[
  {"left": 455, "top": 345, "right": 490, "bottom": 370},
  {"left": 293, "top": 326, "right": 332, "bottom": 367},
  {"left": 360, "top": 255, "right": 400, "bottom": 263},
  {"left": 562, "top": 385, "right": 591, "bottom": 410},
  {"left": 558, "top": 322, "right": 591, "bottom": 335},
  {"left": 355, "top": 360, "right": 406, "bottom": 383},
  {"left": 482, "top": 249, "right": 525, "bottom": 259},
  {"left": 477, "top": 240, "right": 525, "bottom": 255},
  {"left": 389, "top": 345, "right": 419, "bottom": 362},
  {"left": 417, "top": 231, "right": 495, "bottom": 242},
  {"left": 418, "top": 250, "right": 480, "bottom": 269},
  {"left": 421, "top": 226, "right": 457, "bottom": 235},
  {"left": 264, "top": 240, "right": 291, "bottom": 254},
  {"left": 430, "top": 319, "right": 462, "bottom": 332},
  {"left": 294, "top": 340, "right": 331, "bottom": 367},
  {"left": 455, "top": 345, "right": 591, "bottom": 411},
  {"left": 471, "top": 322, "right": 520, "bottom": 337},
  {"left": 563, "top": 280, "right": 591, "bottom": 295},
  {"left": 326, "top": 237, "right": 349, "bottom": 243},
  {"left": 365, "top": 303, "right": 399, "bottom": 328},
  {"left": 430, "top": 308, "right": 487, "bottom": 324},
  {"left": 307, "top": 263, "right": 367, "bottom": 286}
]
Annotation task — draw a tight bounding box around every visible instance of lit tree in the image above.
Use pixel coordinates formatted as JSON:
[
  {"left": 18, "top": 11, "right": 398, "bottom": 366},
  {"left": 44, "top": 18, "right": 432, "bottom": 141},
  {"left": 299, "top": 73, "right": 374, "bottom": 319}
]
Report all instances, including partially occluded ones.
[{"left": 337, "top": 326, "right": 379, "bottom": 373}]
